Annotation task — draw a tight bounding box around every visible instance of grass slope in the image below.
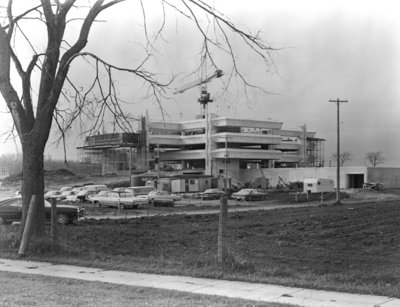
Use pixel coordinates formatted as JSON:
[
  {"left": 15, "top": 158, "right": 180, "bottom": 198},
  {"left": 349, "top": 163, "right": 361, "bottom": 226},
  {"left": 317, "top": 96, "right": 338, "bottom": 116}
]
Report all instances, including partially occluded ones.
[{"left": 1, "top": 201, "right": 399, "bottom": 298}]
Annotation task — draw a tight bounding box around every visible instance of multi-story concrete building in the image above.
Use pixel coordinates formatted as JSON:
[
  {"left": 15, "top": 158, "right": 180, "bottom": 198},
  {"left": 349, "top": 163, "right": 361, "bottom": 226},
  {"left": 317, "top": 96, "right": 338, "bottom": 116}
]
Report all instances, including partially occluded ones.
[
  {"left": 77, "top": 114, "right": 324, "bottom": 185},
  {"left": 77, "top": 114, "right": 400, "bottom": 190},
  {"left": 147, "top": 114, "right": 324, "bottom": 180}
]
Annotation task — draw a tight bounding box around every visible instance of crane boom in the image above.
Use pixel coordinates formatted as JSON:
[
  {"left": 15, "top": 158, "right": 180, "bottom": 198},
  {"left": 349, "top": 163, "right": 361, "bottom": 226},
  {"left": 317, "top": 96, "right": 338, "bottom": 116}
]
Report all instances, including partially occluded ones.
[{"left": 173, "top": 70, "right": 223, "bottom": 94}]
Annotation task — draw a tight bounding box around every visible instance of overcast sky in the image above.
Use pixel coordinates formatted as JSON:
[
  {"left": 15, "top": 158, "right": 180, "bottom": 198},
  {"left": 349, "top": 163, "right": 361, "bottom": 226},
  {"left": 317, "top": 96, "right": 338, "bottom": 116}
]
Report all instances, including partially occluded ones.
[{"left": 1, "top": 0, "right": 399, "bottom": 166}]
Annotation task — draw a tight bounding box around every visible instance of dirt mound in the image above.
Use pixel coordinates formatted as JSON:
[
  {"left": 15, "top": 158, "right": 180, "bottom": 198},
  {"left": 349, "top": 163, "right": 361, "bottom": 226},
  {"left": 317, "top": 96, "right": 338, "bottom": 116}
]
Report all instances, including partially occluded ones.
[
  {"left": 1, "top": 172, "right": 22, "bottom": 184},
  {"left": 1, "top": 169, "right": 76, "bottom": 185},
  {"left": 47, "top": 168, "right": 75, "bottom": 177}
]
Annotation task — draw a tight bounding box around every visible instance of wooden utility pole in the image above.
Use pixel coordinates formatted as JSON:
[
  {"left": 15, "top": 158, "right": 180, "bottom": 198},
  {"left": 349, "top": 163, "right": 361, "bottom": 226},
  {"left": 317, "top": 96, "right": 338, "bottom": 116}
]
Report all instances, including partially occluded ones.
[
  {"left": 329, "top": 98, "right": 348, "bottom": 205},
  {"left": 217, "top": 136, "right": 229, "bottom": 264}
]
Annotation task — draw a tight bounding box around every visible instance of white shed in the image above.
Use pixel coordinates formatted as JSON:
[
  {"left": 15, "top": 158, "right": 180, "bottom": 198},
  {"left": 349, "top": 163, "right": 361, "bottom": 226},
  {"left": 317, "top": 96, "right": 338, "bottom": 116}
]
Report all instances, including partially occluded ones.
[{"left": 303, "top": 178, "right": 335, "bottom": 193}]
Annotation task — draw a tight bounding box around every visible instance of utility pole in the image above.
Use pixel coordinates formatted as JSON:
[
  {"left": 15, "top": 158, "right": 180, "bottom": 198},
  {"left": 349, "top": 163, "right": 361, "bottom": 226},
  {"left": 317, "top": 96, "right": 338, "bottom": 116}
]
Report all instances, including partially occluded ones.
[
  {"left": 156, "top": 144, "right": 160, "bottom": 184},
  {"left": 224, "top": 136, "right": 228, "bottom": 188},
  {"left": 329, "top": 98, "right": 348, "bottom": 205},
  {"left": 218, "top": 135, "right": 228, "bottom": 265}
]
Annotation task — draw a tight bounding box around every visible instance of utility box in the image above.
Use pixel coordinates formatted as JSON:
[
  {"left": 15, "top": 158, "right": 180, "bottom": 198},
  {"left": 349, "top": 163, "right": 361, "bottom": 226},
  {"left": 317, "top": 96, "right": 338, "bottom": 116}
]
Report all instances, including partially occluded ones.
[{"left": 303, "top": 178, "right": 335, "bottom": 193}]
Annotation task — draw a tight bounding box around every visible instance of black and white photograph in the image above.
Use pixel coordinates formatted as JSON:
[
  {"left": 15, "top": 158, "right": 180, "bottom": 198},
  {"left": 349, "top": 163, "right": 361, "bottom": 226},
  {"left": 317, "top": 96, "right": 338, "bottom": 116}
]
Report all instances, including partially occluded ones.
[{"left": 0, "top": 0, "right": 399, "bottom": 306}]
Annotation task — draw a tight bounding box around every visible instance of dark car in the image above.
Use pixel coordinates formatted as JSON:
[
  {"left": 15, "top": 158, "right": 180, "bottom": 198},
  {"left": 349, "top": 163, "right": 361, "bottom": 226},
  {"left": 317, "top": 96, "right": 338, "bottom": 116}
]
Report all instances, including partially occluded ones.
[
  {"left": 0, "top": 197, "right": 84, "bottom": 225},
  {"left": 231, "top": 189, "right": 268, "bottom": 201},
  {"left": 197, "top": 189, "right": 225, "bottom": 200},
  {"left": 147, "top": 190, "right": 181, "bottom": 206}
]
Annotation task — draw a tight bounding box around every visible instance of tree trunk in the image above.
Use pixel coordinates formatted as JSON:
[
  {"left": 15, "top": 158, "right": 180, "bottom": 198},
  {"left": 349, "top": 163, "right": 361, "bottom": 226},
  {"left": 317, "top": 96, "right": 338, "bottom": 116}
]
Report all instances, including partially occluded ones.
[{"left": 20, "top": 140, "right": 45, "bottom": 238}]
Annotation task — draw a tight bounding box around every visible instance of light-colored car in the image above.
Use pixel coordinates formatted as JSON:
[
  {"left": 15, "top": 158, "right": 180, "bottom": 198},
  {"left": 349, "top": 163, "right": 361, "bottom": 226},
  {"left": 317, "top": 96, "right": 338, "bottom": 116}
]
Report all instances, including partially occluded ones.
[
  {"left": 59, "top": 186, "right": 72, "bottom": 192},
  {"left": 112, "top": 187, "right": 129, "bottom": 192},
  {"left": 231, "top": 189, "right": 267, "bottom": 201},
  {"left": 57, "top": 190, "right": 76, "bottom": 202},
  {"left": 72, "top": 186, "right": 84, "bottom": 193},
  {"left": 89, "top": 191, "right": 148, "bottom": 209},
  {"left": 44, "top": 190, "right": 61, "bottom": 200},
  {"left": 87, "top": 190, "right": 108, "bottom": 203},
  {"left": 147, "top": 190, "right": 181, "bottom": 206},
  {"left": 76, "top": 189, "right": 99, "bottom": 202},
  {"left": 66, "top": 193, "right": 79, "bottom": 202}
]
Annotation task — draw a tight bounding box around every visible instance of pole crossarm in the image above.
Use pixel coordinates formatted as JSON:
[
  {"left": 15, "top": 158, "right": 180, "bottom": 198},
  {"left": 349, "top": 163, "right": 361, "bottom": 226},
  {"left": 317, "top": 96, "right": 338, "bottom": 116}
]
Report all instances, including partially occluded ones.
[{"left": 329, "top": 98, "right": 348, "bottom": 104}]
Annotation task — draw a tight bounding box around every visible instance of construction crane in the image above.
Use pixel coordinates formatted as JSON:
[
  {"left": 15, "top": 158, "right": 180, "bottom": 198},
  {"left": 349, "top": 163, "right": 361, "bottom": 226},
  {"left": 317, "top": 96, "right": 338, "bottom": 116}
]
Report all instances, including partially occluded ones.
[{"left": 173, "top": 69, "right": 223, "bottom": 118}]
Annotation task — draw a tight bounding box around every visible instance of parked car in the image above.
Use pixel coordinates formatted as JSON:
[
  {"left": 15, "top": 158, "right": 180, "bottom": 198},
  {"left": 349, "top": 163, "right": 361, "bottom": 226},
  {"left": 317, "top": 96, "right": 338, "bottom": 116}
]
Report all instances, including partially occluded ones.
[
  {"left": 72, "top": 186, "right": 84, "bottom": 193},
  {"left": 197, "top": 189, "right": 225, "bottom": 200},
  {"left": 112, "top": 187, "right": 129, "bottom": 192},
  {"left": 76, "top": 184, "right": 109, "bottom": 201},
  {"left": 76, "top": 190, "right": 98, "bottom": 202},
  {"left": 126, "top": 186, "right": 155, "bottom": 196},
  {"left": 66, "top": 193, "right": 79, "bottom": 202},
  {"left": 231, "top": 189, "right": 268, "bottom": 201},
  {"left": 82, "top": 184, "right": 108, "bottom": 192},
  {"left": 59, "top": 186, "right": 72, "bottom": 192},
  {"left": 87, "top": 190, "right": 108, "bottom": 203},
  {"left": 0, "top": 197, "right": 84, "bottom": 225},
  {"left": 56, "top": 190, "right": 76, "bottom": 202},
  {"left": 44, "top": 190, "right": 61, "bottom": 200},
  {"left": 147, "top": 190, "right": 181, "bottom": 206},
  {"left": 89, "top": 191, "right": 148, "bottom": 209}
]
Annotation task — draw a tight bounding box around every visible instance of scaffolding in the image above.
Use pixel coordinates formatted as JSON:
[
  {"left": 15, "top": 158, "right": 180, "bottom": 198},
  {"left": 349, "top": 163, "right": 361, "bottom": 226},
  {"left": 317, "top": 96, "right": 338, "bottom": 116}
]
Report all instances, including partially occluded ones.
[
  {"left": 77, "top": 132, "right": 147, "bottom": 176},
  {"left": 306, "top": 137, "right": 325, "bottom": 167}
]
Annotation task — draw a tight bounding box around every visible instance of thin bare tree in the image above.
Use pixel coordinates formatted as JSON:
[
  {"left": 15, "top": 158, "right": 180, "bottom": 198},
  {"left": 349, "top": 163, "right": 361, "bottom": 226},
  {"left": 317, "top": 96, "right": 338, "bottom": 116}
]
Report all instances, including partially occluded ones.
[
  {"left": 365, "top": 151, "right": 385, "bottom": 167},
  {"left": 331, "top": 151, "right": 353, "bottom": 166},
  {"left": 0, "top": 0, "right": 277, "bottom": 259}
]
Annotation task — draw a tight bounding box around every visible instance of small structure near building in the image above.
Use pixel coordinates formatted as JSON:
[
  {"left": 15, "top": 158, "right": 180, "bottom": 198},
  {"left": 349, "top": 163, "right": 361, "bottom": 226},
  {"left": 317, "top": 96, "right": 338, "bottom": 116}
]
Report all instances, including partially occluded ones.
[
  {"left": 171, "top": 176, "right": 212, "bottom": 193},
  {"left": 303, "top": 178, "right": 335, "bottom": 194}
]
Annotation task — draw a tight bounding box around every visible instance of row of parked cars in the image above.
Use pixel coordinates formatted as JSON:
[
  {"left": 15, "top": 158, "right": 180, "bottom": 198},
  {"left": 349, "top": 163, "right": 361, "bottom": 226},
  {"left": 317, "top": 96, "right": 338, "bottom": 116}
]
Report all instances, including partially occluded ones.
[
  {"left": 196, "top": 188, "right": 269, "bottom": 201},
  {"left": 44, "top": 184, "right": 108, "bottom": 203},
  {"left": 44, "top": 184, "right": 183, "bottom": 208},
  {"left": 0, "top": 187, "right": 269, "bottom": 226},
  {"left": 87, "top": 189, "right": 182, "bottom": 209}
]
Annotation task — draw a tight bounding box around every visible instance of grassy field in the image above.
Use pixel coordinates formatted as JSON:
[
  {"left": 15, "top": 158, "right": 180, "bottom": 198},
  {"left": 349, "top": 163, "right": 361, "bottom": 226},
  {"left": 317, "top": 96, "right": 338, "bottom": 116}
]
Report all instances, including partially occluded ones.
[
  {"left": 1, "top": 198, "right": 399, "bottom": 298},
  {"left": 0, "top": 271, "right": 296, "bottom": 307}
]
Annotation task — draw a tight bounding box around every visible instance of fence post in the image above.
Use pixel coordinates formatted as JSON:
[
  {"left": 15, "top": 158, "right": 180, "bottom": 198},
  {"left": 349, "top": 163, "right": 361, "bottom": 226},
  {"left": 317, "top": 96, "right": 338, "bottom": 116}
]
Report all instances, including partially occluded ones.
[
  {"left": 50, "top": 198, "right": 58, "bottom": 251},
  {"left": 18, "top": 195, "right": 37, "bottom": 257}
]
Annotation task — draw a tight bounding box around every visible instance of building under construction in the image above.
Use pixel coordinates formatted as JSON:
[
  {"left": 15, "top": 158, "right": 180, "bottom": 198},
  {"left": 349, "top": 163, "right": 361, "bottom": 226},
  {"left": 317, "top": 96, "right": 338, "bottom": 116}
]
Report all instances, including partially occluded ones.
[
  {"left": 76, "top": 115, "right": 325, "bottom": 179},
  {"left": 77, "top": 131, "right": 147, "bottom": 176}
]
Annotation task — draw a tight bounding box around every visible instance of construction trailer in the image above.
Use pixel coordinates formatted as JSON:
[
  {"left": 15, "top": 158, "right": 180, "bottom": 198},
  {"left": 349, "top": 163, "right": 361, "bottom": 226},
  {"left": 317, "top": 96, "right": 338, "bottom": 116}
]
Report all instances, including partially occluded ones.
[
  {"left": 170, "top": 176, "right": 213, "bottom": 193},
  {"left": 303, "top": 178, "right": 335, "bottom": 193}
]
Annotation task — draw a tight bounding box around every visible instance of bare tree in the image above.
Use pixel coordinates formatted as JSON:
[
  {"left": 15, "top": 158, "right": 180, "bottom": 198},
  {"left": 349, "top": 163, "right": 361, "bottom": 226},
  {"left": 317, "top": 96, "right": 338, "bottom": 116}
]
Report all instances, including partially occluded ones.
[
  {"left": 331, "top": 151, "right": 353, "bottom": 166},
  {"left": 365, "top": 151, "right": 385, "bottom": 167},
  {"left": 0, "top": 1, "right": 277, "bottom": 259}
]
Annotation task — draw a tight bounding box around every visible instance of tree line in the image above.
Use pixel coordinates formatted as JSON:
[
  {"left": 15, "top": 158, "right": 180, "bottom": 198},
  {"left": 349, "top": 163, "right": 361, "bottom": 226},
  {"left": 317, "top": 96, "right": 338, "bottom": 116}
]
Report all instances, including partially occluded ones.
[
  {"left": 332, "top": 151, "right": 385, "bottom": 167},
  {"left": 0, "top": 153, "right": 80, "bottom": 176}
]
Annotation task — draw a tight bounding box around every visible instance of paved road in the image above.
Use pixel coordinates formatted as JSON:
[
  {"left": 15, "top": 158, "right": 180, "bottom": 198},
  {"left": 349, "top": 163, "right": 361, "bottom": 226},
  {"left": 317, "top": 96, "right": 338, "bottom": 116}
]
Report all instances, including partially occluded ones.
[
  {"left": 0, "top": 258, "right": 398, "bottom": 307},
  {"left": 82, "top": 201, "right": 322, "bottom": 220}
]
